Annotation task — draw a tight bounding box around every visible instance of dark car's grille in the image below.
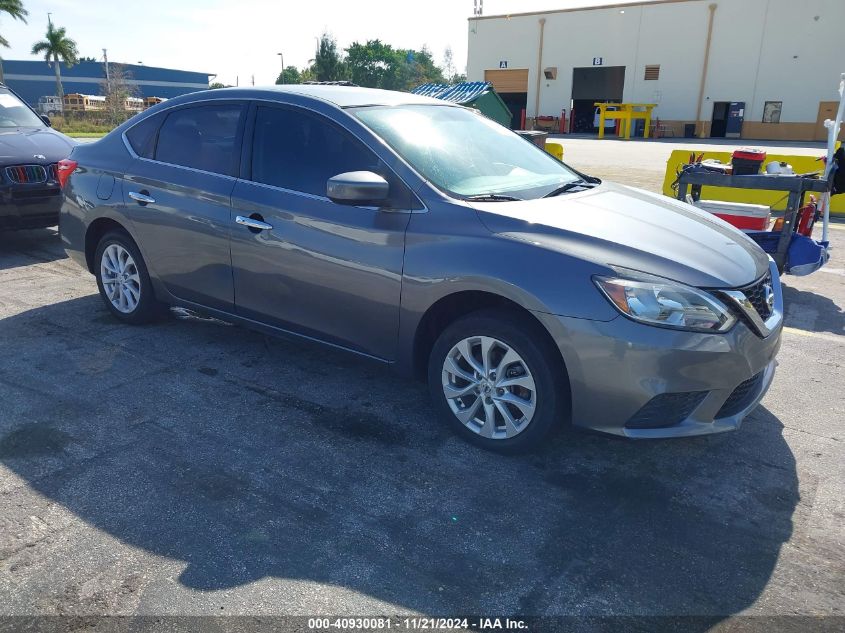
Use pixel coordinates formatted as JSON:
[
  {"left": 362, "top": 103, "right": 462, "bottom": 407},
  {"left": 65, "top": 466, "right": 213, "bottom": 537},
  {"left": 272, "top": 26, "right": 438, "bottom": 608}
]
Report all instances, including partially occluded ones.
[
  {"left": 626, "top": 391, "right": 708, "bottom": 429},
  {"left": 716, "top": 371, "right": 765, "bottom": 419},
  {"left": 4, "top": 163, "right": 57, "bottom": 184}
]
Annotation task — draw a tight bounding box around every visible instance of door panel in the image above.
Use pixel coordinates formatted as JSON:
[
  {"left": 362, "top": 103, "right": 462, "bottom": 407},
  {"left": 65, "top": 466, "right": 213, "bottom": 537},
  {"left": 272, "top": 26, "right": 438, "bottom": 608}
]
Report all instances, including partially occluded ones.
[
  {"left": 230, "top": 183, "right": 409, "bottom": 359},
  {"left": 484, "top": 69, "right": 529, "bottom": 94},
  {"left": 121, "top": 101, "right": 245, "bottom": 311},
  {"left": 124, "top": 161, "right": 236, "bottom": 310},
  {"left": 710, "top": 102, "right": 729, "bottom": 138},
  {"left": 229, "top": 104, "right": 413, "bottom": 360},
  {"left": 726, "top": 101, "right": 745, "bottom": 138}
]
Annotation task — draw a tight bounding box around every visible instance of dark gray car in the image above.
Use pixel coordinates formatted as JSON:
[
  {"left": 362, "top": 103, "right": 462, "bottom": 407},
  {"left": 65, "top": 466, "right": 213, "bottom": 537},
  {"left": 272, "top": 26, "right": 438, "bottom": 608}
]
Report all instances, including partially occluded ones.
[{"left": 59, "top": 86, "right": 782, "bottom": 451}]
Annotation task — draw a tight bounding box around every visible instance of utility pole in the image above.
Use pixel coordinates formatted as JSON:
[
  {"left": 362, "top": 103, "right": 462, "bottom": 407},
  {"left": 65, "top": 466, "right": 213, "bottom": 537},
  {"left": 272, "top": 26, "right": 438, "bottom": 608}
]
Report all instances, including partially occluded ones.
[
  {"left": 103, "top": 48, "right": 110, "bottom": 94},
  {"left": 277, "top": 52, "right": 284, "bottom": 84}
]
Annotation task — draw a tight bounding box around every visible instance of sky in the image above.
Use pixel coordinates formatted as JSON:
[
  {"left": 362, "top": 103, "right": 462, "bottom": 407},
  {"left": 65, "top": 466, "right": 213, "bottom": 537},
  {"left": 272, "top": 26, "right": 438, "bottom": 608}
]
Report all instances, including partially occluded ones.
[{"left": 0, "top": 0, "right": 647, "bottom": 86}]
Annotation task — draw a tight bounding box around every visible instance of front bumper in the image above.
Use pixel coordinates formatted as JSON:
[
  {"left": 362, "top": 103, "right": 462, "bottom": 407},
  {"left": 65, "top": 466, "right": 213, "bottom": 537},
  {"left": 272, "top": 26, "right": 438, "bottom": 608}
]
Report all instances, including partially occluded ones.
[
  {"left": 0, "top": 183, "right": 63, "bottom": 230},
  {"left": 534, "top": 266, "right": 783, "bottom": 438}
]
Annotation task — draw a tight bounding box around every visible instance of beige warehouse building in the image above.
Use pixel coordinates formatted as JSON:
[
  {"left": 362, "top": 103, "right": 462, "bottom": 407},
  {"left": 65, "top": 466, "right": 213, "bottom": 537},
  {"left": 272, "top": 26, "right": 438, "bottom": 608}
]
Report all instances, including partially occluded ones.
[{"left": 467, "top": 0, "right": 844, "bottom": 140}]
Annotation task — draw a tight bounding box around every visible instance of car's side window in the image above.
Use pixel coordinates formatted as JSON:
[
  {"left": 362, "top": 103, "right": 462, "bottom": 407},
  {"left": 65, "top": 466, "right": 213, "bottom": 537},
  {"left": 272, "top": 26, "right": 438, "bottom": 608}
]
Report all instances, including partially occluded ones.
[
  {"left": 125, "top": 112, "right": 164, "bottom": 159},
  {"left": 251, "top": 106, "right": 384, "bottom": 197},
  {"left": 155, "top": 104, "right": 244, "bottom": 176}
]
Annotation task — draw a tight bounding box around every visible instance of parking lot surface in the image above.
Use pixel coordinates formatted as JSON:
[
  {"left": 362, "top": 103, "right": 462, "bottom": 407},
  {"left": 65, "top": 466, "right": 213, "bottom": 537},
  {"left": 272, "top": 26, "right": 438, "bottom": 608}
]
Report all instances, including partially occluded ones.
[{"left": 0, "top": 139, "right": 843, "bottom": 627}]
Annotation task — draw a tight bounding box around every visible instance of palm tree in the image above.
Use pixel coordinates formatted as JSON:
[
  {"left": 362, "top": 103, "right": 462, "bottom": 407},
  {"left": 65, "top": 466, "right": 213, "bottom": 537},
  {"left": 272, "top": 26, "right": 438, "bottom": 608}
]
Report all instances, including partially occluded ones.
[
  {"left": 31, "top": 21, "right": 78, "bottom": 99},
  {"left": 0, "top": 0, "right": 28, "bottom": 83}
]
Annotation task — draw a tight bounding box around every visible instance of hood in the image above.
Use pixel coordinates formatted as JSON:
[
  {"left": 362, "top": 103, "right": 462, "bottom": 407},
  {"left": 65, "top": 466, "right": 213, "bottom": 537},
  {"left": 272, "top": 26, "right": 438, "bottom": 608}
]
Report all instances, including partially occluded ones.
[
  {"left": 0, "top": 127, "right": 76, "bottom": 164},
  {"left": 471, "top": 182, "right": 770, "bottom": 289}
]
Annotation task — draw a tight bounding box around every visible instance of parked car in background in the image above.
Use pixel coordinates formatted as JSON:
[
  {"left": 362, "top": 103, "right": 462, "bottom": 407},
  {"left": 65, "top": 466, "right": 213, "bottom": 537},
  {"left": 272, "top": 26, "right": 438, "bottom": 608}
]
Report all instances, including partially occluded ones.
[
  {"left": 0, "top": 84, "right": 76, "bottom": 231},
  {"left": 59, "top": 86, "right": 783, "bottom": 452}
]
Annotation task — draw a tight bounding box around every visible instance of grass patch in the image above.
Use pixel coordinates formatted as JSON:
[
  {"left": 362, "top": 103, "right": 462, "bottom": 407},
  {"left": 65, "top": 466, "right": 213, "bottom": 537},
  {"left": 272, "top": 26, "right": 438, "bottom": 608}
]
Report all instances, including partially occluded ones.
[
  {"left": 66, "top": 132, "right": 108, "bottom": 139},
  {"left": 48, "top": 116, "right": 114, "bottom": 136}
]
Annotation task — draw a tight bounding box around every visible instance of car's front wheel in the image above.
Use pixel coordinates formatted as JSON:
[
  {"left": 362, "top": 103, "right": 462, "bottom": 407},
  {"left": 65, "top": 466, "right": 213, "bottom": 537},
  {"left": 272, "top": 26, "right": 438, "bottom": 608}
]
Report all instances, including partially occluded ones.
[
  {"left": 428, "top": 309, "right": 566, "bottom": 453},
  {"left": 94, "top": 230, "right": 165, "bottom": 324}
]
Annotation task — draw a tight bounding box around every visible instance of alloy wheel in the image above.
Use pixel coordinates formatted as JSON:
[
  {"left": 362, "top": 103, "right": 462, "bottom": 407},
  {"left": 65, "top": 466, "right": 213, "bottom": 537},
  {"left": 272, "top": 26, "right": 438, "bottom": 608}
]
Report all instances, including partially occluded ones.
[
  {"left": 100, "top": 243, "right": 141, "bottom": 314},
  {"left": 441, "top": 335, "right": 537, "bottom": 439}
]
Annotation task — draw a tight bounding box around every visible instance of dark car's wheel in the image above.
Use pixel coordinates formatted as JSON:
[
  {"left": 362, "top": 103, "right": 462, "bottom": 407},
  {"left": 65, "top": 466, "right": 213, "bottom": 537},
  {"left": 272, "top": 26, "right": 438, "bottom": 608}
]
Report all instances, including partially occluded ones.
[
  {"left": 428, "top": 309, "right": 567, "bottom": 453},
  {"left": 94, "top": 230, "right": 165, "bottom": 324}
]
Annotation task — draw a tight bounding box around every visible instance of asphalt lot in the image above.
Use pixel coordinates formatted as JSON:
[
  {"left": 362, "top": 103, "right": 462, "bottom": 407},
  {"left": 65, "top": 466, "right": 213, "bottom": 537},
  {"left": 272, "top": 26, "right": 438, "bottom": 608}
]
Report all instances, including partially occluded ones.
[{"left": 0, "top": 138, "right": 843, "bottom": 629}]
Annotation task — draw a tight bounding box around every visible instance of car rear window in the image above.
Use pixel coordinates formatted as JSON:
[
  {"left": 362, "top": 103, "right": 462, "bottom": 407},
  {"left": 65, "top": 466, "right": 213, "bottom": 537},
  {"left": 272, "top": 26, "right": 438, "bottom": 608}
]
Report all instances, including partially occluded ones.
[
  {"left": 155, "top": 104, "right": 244, "bottom": 176},
  {"left": 125, "top": 113, "right": 163, "bottom": 159}
]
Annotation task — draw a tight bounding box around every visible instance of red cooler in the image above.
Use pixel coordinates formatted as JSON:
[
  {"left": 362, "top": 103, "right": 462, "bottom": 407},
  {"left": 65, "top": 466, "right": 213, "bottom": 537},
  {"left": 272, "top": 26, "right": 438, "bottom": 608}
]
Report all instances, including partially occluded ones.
[
  {"left": 731, "top": 149, "right": 766, "bottom": 175},
  {"left": 694, "top": 200, "right": 771, "bottom": 231}
]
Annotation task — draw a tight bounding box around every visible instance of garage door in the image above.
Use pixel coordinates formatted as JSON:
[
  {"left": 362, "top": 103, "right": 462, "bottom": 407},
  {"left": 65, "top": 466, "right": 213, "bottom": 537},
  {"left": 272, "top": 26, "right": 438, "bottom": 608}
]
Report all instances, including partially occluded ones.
[{"left": 484, "top": 69, "right": 529, "bottom": 94}]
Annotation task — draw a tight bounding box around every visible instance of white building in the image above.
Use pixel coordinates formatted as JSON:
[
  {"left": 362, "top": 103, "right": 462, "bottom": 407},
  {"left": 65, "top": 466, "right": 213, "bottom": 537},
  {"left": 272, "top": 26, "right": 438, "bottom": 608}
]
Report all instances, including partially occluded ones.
[{"left": 467, "top": 0, "right": 844, "bottom": 140}]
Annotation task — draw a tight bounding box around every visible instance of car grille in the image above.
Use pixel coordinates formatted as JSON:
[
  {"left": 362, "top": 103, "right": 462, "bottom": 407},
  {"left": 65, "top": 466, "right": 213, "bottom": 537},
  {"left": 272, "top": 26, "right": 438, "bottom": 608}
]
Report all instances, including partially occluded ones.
[
  {"left": 625, "top": 391, "right": 708, "bottom": 429},
  {"left": 716, "top": 371, "right": 765, "bottom": 419},
  {"left": 742, "top": 272, "right": 773, "bottom": 321},
  {"left": 4, "top": 163, "right": 57, "bottom": 184}
]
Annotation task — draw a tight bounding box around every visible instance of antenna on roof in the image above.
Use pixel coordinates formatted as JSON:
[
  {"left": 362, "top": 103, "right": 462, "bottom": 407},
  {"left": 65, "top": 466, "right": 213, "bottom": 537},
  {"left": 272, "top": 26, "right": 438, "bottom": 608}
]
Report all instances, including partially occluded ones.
[{"left": 473, "top": 0, "right": 483, "bottom": 16}]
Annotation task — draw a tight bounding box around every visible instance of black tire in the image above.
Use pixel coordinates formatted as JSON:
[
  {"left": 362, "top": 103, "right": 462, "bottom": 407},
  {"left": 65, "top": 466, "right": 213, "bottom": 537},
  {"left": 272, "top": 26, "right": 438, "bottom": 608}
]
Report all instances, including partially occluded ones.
[
  {"left": 427, "top": 309, "right": 567, "bottom": 453},
  {"left": 94, "top": 230, "right": 166, "bottom": 324}
]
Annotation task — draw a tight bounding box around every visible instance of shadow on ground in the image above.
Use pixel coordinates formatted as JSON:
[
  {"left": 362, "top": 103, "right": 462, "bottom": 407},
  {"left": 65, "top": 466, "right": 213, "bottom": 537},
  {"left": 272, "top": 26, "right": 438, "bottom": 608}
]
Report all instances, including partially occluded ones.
[
  {"left": 0, "top": 295, "right": 799, "bottom": 622},
  {"left": 783, "top": 283, "right": 845, "bottom": 336},
  {"left": 0, "top": 227, "right": 65, "bottom": 272}
]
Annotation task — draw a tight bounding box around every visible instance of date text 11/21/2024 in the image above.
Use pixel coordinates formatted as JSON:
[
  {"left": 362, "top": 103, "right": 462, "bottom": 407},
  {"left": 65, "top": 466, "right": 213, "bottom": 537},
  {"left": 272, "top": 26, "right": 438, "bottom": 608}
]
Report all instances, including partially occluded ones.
[{"left": 307, "top": 617, "right": 529, "bottom": 630}]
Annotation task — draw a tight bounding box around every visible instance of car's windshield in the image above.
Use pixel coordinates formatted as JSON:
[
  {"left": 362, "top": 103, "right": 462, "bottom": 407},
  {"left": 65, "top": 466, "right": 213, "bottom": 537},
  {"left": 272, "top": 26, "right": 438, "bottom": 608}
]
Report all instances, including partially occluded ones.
[
  {"left": 352, "top": 104, "right": 581, "bottom": 200},
  {"left": 0, "top": 89, "right": 45, "bottom": 128}
]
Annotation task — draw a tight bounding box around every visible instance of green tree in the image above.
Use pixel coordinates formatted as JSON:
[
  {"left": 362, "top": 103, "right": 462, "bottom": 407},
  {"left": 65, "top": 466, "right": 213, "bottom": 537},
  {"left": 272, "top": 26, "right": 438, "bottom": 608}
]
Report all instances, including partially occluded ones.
[
  {"left": 209, "top": 81, "right": 226, "bottom": 89},
  {"left": 313, "top": 32, "right": 346, "bottom": 81},
  {"left": 31, "top": 21, "right": 79, "bottom": 98},
  {"left": 345, "top": 40, "right": 401, "bottom": 89},
  {"left": 275, "top": 66, "right": 301, "bottom": 85},
  {"left": 345, "top": 40, "right": 445, "bottom": 91},
  {"left": 408, "top": 45, "right": 445, "bottom": 87},
  {"left": 0, "top": 0, "right": 28, "bottom": 83}
]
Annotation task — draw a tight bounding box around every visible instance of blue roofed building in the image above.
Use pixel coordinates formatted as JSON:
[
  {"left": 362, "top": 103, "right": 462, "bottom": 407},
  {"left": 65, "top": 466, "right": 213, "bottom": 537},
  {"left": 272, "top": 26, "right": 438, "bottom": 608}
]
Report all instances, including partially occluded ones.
[{"left": 2, "top": 60, "right": 213, "bottom": 106}]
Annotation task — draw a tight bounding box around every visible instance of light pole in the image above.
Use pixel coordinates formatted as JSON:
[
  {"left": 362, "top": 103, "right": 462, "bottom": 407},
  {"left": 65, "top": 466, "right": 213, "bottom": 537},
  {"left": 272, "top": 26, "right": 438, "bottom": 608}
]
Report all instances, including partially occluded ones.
[
  {"left": 277, "top": 52, "right": 284, "bottom": 84},
  {"left": 103, "top": 48, "right": 110, "bottom": 95}
]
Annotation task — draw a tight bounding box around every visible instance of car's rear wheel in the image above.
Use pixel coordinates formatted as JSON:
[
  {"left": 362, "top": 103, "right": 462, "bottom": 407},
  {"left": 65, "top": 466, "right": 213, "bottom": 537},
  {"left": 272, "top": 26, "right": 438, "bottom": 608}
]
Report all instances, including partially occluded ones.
[
  {"left": 94, "top": 230, "right": 165, "bottom": 324},
  {"left": 428, "top": 309, "right": 566, "bottom": 453}
]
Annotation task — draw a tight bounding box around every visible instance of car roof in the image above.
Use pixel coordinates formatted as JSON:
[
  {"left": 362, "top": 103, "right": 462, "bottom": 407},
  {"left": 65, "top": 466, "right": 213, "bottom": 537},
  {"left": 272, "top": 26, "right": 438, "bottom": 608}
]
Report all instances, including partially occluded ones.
[{"left": 184, "top": 84, "right": 449, "bottom": 108}]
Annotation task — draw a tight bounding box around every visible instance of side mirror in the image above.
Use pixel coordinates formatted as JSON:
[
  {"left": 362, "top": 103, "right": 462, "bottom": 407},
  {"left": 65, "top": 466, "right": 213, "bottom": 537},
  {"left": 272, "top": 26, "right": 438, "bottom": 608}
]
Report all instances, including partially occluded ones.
[
  {"left": 327, "top": 171, "right": 389, "bottom": 206},
  {"left": 40, "top": 115, "right": 52, "bottom": 127}
]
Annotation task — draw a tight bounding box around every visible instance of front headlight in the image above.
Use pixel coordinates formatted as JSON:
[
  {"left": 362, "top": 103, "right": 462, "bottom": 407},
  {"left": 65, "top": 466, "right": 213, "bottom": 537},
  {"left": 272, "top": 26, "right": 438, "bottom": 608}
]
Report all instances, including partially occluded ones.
[{"left": 594, "top": 268, "right": 736, "bottom": 333}]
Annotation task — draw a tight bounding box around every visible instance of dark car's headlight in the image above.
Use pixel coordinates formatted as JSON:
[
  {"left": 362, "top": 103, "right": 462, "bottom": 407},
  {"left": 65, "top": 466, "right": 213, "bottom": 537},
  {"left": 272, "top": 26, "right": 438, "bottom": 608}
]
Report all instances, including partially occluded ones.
[{"left": 594, "top": 268, "right": 736, "bottom": 333}]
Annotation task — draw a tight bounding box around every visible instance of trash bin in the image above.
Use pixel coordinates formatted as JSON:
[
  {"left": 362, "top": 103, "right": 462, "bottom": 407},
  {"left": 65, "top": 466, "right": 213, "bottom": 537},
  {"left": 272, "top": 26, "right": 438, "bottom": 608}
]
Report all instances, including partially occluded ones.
[
  {"left": 516, "top": 130, "right": 548, "bottom": 148},
  {"left": 684, "top": 123, "right": 696, "bottom": 138}
]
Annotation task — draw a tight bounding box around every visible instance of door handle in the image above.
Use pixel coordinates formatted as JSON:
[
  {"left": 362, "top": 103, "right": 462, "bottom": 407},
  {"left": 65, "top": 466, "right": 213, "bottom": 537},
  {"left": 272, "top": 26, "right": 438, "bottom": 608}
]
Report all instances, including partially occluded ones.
[
  {"left": 235, "top": 215, "right": 273, "bottom": 231},
  {"left": 128, "top": 191, "right": 156, "bottom": 205}
]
